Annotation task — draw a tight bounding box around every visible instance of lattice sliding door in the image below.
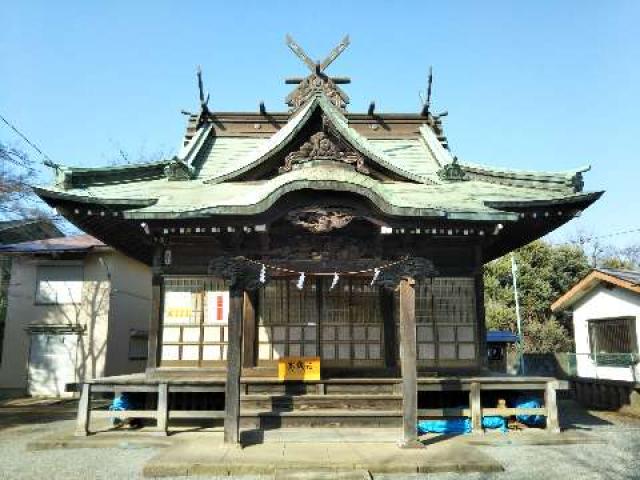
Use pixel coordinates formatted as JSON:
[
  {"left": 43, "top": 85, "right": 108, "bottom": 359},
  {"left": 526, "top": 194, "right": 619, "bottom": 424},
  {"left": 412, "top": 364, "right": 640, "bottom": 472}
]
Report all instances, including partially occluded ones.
[
  {"left": 431, "top": 277, "right": 477, "bottom": 365},
  {"left": 258, "top": 280, "right": 318, "bottom": 362},
  {"left": 320, "top": 279, "right": 384, "bottom": 367},
  {"left": 258, "top": 278, "right": 385, "bottom": 367},
  {"left": 400, "top": 277, "right": 478, "bottom": 368}
]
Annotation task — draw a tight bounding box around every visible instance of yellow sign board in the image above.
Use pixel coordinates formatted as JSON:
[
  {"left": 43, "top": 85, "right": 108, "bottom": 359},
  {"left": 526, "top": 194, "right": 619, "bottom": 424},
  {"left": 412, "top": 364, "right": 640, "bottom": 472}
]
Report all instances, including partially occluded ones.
[
  {"left": 278, "top": 356, "right": 321, "bottom": 381},
  {"left": 166, "top": 307, "right": 192, "bottom": 319}
]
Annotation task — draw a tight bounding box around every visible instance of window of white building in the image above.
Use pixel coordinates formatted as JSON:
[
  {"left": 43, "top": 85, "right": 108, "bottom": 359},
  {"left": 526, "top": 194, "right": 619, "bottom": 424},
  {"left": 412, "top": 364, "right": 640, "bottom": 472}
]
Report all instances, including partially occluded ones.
[
  {"left": 35, "top": 265, "right": 84, "bottom": 305},
  {"left": 588, "top": 316, "right": 638, "bottom": 365}
]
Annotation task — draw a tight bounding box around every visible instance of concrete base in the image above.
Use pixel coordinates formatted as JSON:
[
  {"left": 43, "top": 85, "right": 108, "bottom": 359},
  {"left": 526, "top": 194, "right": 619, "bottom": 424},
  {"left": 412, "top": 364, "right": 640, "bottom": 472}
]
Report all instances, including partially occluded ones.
[
  {"left": 27, "top": 431, "right": 174, "bottom": 451},
  {"left": 142, "top": 437, "right": 503, "bottom": 477},
  {"left": 27, "top": 426, "right": 602, "bottom": 478}
]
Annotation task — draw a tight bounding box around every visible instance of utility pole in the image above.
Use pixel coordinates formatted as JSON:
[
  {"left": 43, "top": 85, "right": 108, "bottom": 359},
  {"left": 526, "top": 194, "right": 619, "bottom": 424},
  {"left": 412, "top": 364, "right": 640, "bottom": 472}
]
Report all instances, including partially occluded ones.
[{"left": 511, "top": 254, "right": 525, "bottom": 374}]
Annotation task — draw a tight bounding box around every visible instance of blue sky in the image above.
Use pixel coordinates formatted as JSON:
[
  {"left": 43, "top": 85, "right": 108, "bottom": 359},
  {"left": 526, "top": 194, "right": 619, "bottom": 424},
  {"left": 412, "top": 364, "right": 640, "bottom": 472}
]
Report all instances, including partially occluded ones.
[{"left": 1, "top": 1, "right": 638, "bottom": 246}]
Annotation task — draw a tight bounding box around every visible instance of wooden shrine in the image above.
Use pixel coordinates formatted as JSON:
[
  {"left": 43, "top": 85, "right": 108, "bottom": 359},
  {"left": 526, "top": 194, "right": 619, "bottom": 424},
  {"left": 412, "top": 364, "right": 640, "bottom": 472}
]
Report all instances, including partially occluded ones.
[{"left": 36, "top": 36, "right": 602, "bottom": 446}]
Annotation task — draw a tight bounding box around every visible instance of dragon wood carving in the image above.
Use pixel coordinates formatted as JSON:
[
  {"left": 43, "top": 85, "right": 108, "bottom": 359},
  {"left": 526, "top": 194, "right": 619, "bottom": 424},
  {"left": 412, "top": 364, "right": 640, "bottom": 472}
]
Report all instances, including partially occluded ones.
[
  {"left": 287, "top": 207, "right": 355, "bottom": 233},
  {"left": 279, "top": 131, "right": 369, "bottom": 174}
]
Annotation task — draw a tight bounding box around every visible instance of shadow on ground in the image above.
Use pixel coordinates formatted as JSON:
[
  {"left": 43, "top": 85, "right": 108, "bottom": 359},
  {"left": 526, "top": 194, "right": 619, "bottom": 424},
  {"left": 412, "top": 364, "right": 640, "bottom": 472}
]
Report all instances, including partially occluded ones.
[
  {"left": 0, "top": 398, "right": 78, "bottom": 432},
  {"left": 559, "top": 399, "right": 614, "bottom": 431}
]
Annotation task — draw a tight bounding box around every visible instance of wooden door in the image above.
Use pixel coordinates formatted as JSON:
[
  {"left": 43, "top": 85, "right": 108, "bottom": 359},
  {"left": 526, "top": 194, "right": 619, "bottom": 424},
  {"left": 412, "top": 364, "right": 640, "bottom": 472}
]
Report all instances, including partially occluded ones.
[{"left": 319, "top": 278, "right": 385, "bottom": 368}]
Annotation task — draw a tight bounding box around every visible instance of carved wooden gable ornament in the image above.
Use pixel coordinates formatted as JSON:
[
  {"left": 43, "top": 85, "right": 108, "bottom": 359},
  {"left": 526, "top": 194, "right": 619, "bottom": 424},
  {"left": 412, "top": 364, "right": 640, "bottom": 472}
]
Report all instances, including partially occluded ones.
[{"left": 279, "top": 126, "right": 368, "bottom": 175}]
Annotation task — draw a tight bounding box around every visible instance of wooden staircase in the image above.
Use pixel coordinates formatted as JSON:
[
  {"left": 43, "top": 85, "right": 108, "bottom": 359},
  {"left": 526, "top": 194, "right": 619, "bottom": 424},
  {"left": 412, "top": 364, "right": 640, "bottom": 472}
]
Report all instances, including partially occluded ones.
[{"left": 239, "top": 380, "right": 404, "bottom": 428}]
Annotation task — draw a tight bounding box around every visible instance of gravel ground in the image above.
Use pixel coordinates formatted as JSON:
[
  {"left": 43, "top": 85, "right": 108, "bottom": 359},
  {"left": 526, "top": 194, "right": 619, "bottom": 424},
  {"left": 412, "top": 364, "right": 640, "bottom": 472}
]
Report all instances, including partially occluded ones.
[{"left": 0, "top": 401, "right": 639, "bottom": 480}]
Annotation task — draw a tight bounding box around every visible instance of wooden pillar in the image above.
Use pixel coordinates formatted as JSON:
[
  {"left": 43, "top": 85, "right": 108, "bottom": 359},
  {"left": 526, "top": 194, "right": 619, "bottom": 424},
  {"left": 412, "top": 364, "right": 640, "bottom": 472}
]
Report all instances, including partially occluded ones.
[
  {"left": 146, "top": 245, "right": 164, "bottom": 373},
  {"left": 224, "top": 285, "right": 244, "bottom": 445},
  {"left": 470, "top": 381, "right": 482, "bottom": 433},
  {"left": 380, "top": 287, "right": 397, "bottom": 370},
  {"left": 398, "top": 278, "right": 420, "bottom": 448},
  {"left": 545, "top": 380, "right": 560, "bottom": 433},
  {"left": 242, "top": 291, "right": 257, "bottom": 368},
  {"left": 156, "top": 383, "right": 169, "bottom": 435},
  {"left": 75, "top": 383, "right": 92, "bottom": 436},
  {"left": 474, "top": 246, "right": 487, "bottom": 370}
]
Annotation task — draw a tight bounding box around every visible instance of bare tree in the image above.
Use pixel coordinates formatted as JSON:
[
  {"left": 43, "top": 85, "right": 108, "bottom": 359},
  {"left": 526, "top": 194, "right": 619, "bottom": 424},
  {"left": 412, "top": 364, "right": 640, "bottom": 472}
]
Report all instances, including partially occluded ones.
[
  {"left": 566, "top": 228, "right": 639, "bottom": 269},
  {"left": 104, "top": 139, "right": 173, "bottom": 166},
  {"left": 566, "top": 228, "right": 607, "bottom": 267},
  {"left": 0, "top": 141, "right": 47, "bottom": 219}
]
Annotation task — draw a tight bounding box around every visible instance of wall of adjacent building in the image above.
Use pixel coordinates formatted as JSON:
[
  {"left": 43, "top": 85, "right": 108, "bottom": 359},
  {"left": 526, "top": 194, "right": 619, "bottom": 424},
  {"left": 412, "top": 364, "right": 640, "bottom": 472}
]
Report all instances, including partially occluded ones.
[
  {"left": 0, "top": 250, "right": 151, "bottom": 397},
  {"left": 104, "top": 252, "right": 151, "bottom": 376},
  {"left": 573, "top": 285, "right": 640, "bottom": 382}
]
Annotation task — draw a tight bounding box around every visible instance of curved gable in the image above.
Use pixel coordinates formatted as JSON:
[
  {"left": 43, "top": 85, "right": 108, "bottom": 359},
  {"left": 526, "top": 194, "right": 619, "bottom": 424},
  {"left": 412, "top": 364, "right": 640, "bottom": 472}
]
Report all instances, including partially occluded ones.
[{"left": 202, "top": 94, "right": 435, "bottom": 185}]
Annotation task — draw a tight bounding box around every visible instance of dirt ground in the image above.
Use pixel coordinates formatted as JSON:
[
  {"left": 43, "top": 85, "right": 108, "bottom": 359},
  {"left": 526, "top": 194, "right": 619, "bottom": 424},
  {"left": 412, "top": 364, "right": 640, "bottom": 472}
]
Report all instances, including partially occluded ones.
[{"left": 0, "top": 398, "right": 639, "bottom": 480}]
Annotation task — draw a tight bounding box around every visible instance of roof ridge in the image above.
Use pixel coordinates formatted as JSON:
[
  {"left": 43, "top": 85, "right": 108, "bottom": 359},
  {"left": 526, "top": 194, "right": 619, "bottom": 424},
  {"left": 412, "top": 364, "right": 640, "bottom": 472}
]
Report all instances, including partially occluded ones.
[{"left": 460, "top": 161, "right": 590, "bottom": 193}]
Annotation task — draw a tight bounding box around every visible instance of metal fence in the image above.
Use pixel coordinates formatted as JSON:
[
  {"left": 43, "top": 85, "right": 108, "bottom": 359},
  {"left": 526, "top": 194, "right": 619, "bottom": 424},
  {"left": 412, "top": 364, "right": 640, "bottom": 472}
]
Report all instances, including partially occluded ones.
[
  {"left": 556, "top": 352, "right": 639, "bottom": 382},
  {"left": 502, "top": 352, "right": 639, "bottom": 382}
]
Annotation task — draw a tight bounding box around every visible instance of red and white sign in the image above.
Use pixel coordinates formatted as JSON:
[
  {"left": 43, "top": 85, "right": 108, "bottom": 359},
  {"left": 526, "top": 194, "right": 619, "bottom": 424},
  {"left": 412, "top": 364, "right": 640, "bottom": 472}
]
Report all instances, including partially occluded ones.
[{"left": 206, "top": 291, "right": 229, "bottom": 323}]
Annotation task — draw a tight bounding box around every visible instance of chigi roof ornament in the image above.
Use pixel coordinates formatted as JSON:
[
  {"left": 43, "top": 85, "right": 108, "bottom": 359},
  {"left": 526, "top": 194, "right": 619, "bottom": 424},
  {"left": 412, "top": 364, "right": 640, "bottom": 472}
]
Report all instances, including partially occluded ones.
[
  {"left": 181, "top": 66, "right": 211, "bottom": 127},
  {"left": 419, "top": 67, "right": 450, "bottom": 150},
  {"left": 284, "top": 34, "right": 351, "bottom": 112}
]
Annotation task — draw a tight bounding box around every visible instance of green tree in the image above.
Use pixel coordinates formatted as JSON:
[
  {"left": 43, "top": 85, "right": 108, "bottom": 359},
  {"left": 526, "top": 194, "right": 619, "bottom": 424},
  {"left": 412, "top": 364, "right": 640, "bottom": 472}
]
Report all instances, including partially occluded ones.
[{"left": 484, "top": 240, "right": 590, "bottom": 353}]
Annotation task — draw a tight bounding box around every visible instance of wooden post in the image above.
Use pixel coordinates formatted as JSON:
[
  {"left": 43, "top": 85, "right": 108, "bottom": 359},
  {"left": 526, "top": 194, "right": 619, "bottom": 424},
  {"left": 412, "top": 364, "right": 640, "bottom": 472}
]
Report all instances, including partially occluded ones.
[
  {"left": 146, "top": 245, "right": 164, "bottom": 373},
  {"left": 242, "top": 290, "right": 257, "bottom": 369},
  {"left": 470, "top": 381, "right": 482, "bottom": 433},
  {"left": 224, "top": 286, "right": 244, "bottom": 445},
  {"left": 380, "top": 287, "right": 397, "bottom": 370},
  {"left": 156, "top": 383, "right": 169, "bottom": 435},
  {"left": 75, "top": 383, "right": 92, "bottom": 436},
  {"left": 398, "top": 278, "right": 420, "bottom": 448},
  {"left": 474, "top": 246, "right": 487, "bottom": 370},
  {"left": 545, "top": 380, "right": 560, "bottom": 433}
]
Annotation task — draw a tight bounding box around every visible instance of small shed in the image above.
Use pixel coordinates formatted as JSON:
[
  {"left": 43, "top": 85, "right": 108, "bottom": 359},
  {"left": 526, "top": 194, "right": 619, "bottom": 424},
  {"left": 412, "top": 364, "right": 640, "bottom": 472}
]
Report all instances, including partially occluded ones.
[
  {"left": 552, "top": 268, "right": 640, "bottom": 382},
  {"left": 486, "top": 330, "right": 518, "bottom": 372}
]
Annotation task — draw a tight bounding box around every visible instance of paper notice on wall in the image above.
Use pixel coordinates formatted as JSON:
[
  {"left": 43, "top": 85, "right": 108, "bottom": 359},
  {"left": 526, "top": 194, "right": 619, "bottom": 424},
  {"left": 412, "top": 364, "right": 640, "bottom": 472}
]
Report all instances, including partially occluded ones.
[
  {"left": 206, "top": 291, "right": 229, "bottom": 324},
  {"left": 163, "top": 291, "right": 193, "bottom": 324}
]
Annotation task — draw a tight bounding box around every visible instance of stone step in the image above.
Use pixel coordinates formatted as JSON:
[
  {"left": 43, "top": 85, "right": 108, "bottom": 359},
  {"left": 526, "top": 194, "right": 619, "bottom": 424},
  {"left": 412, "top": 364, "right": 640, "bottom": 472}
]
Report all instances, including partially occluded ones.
[
  {"left": 245, "top": 382, "right": 398, "bottom": 395},
  {"left": 239, "top": 409, "right": 403, "bottom": 428},
  {"left": 240, "top": 394, "right": 402, "bottom": 411}
]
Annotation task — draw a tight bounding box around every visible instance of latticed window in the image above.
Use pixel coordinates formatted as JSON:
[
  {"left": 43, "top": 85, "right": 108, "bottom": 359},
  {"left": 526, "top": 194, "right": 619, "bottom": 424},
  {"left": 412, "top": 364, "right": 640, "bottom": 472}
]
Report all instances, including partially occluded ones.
[
  {"left": 160, "top": 277, "right": 230, "bottom": 366},
  {"left": 588, "top": 317, "right": 638, "bottom": 366}
]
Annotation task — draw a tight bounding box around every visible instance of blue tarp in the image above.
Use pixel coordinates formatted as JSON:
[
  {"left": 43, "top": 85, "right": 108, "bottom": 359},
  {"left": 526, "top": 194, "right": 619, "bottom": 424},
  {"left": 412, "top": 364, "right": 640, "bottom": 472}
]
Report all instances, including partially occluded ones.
[
  {"left": 109, "top": 393, "right": 131, "bottom": 412},
  {"left": 417, "top": 418, "right": 471, "bottom": 435},
  {"left": 482, "top": 416, "right": 508, "bottom": 432},
  {"left": 418, "top": 416, "right": 509, "bottom": 434},
  {"left": 515, "top": 397, "right": 546, "bottom": 427}
]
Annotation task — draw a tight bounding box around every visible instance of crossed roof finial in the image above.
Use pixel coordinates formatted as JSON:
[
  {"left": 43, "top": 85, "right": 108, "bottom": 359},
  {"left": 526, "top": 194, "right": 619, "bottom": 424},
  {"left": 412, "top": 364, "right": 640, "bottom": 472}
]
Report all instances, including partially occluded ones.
[{"left": 284, "top": 35, "right": 351, "bottom": 112}]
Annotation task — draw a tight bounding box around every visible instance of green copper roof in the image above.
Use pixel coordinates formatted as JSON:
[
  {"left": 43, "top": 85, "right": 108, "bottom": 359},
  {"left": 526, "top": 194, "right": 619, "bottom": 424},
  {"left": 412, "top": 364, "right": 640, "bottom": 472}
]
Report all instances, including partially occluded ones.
[
  {"left": 200, "top": 94, "right": 434, "bottom": 185},
  {"left": 36, "top": 92, "right": 601, "bottom": 222},
  {"left": 35, "top": 158, "right": 601, "bottom": 222}
]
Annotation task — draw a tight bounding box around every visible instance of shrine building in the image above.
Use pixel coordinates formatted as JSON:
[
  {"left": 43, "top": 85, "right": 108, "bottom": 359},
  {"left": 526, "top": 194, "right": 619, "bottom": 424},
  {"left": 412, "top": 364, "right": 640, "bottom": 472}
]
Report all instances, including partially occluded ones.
[{"left": 34, "top": 36, "right": 602, "bottom": 446}]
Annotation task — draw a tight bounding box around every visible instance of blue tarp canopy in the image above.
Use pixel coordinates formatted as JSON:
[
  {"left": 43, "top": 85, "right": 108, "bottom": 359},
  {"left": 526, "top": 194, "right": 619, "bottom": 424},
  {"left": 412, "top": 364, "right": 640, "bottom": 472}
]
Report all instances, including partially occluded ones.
[{"left": 487, "top": 330, "right": 518, "bottom": 344}]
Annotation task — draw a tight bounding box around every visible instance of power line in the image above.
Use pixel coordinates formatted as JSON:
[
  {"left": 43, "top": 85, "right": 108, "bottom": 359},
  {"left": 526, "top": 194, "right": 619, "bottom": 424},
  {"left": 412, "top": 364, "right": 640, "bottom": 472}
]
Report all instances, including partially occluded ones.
[
  {"left": 0, "top": 112, "right": 58, "bottom": 168},
  {"left": 583, "top": 228, "right": 640, "bottom": 241}
]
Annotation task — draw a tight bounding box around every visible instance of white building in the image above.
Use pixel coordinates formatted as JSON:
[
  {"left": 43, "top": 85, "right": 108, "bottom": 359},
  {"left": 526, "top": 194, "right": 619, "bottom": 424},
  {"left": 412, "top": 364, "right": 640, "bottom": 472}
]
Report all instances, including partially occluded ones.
[
  {"left": 0, "top": 235, "right": 151, "bottom": 397},
  {"left": 552, "top": 268, "right": 640, "bottom": 382}
]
